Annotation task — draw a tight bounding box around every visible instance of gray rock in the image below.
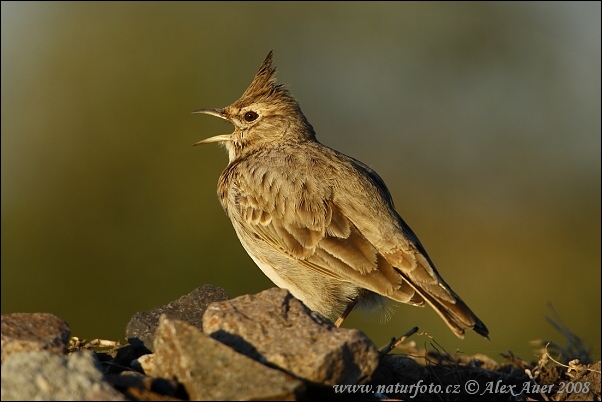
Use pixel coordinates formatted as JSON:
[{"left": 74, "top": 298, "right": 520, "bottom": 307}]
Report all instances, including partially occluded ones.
[
  {"left": 202, "top": 287, "right": 380, "bottom": 385},
  {"left": 1, "top": 350, "right": 124, "bottom": 401},
  {"left": 1, "top": 312, "right": 71, "bottom": 362},
  {"left": 125, "top": 284, "right": 229, "bottom": 352},
  {"left": 153, "top": 314, "right": 305, "bottom": 401}
]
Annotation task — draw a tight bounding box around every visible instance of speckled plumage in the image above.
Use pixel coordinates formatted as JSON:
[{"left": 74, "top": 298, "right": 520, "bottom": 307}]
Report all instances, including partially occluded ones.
[{"left": 194, "top": 51, "right": 488, "bottom": 339}]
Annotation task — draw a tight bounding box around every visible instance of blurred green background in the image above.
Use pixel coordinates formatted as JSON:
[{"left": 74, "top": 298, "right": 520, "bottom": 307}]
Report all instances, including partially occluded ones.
[{"left": 2, "top": 2, "right": 600, "bottom": 362}]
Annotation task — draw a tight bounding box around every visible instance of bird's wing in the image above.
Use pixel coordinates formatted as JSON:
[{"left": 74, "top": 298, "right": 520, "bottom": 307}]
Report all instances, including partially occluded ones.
[
  {"left": 229, "top": 151, "right": 488, "bottom": 338},
  {"left": 231, "top": 160, "right": 427, "bottom": 306},
  {"left": 331, "top": 155, "right": 489, "bottom": 338}
]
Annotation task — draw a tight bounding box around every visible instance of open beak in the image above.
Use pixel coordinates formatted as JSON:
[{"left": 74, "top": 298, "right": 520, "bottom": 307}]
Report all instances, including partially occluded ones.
[
  {"left": 192, "top": 108, "right": 232, "bottom": 146},
  {"left": 193, "top": 134, "right": 232, "bottom": 146}
]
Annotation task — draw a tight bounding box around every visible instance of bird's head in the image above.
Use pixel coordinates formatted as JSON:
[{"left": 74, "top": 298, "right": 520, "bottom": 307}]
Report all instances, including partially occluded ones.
[{"left": 194, "top": 51, "right": 315, "bottom": 163}]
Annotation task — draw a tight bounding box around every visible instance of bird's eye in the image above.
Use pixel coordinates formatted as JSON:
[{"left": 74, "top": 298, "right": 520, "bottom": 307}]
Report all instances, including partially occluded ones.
[{"left": 244, "top": 111, "right": 259, "bottom": 122}]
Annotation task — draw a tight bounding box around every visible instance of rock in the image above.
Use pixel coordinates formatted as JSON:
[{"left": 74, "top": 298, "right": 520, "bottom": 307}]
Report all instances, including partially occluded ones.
[
  {"left": 153, "top": 314, "right": 305, "bottom": 401},
  {"left": 132, "top": 353, "right": 157, "bottom": 377},
  {"left": 202, "top": 287, "right": 380, "bottom": 385},
  {"left": 1, "top": 313, "right": 71, "bottom": 362},
  {"left": 0, "top": 350, "right": 124, "bottom": 401},
  {"left": 94, "top": 344, "right": 141, "bottom": 375},
  {"left": 370, "top": 354, "right": 428, "bottom": 394},
  {"left": 125, "top": 285, "right": 229, "bottom": 352},
  {"left": 103, "top": 370, "right": 181, "bottom": 401}
]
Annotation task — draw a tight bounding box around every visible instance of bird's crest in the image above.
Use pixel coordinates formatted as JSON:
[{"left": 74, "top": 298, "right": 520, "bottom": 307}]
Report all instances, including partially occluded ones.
[{"left": 234, "top": 51, "right": 297, "bottom": 109}]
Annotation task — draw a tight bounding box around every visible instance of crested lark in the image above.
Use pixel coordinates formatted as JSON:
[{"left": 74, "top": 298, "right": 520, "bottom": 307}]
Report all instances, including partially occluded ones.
[{"left": 194, "top": 51, "right": 489, "bottom": 339}]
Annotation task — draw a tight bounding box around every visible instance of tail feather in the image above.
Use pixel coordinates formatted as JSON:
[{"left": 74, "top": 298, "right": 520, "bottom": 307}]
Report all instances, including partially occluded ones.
[
  {"left": 392, "top": 267, "right": 489, "bottom": 339},
  {"left": 424, "top": 291, "right": 490, "bottom": 339}
]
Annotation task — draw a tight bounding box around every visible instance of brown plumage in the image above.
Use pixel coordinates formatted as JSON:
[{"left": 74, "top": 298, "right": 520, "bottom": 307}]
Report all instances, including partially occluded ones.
[{"left": 194, "top": 51, "right": 489, "bottom": 339}]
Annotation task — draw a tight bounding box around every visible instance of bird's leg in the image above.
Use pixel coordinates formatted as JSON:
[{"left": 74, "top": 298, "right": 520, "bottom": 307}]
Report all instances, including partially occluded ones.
[{"left": 334, "top": 299, "right": 359, "bottom": 328}]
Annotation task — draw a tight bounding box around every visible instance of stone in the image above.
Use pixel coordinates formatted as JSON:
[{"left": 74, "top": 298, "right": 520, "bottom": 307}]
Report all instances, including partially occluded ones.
[
  {"left": 1, "top": 350, "right": 124, "bottom": 401},
  {"left": 125, "top": 285, "right": 229, "bottom": 352},
  {"left": 202, "top": 287, "right": 380, "bottom": 385},
  {"left": 153, "top": 315, "right": 304, "bottom": 400},
  {"left": 1, "top": 312, "right": 71, "bottom": 362},
  {"left": 103, "top": 370, "right": 181, "bottom": 401},
  {"left": 132, "top": 353, "right": 157, "bottom": 377}
]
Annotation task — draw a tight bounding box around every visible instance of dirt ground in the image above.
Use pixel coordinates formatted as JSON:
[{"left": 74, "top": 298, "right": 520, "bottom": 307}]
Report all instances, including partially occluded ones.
[{"left": 362, "top": 338, "right": 600, "bottom": 401}]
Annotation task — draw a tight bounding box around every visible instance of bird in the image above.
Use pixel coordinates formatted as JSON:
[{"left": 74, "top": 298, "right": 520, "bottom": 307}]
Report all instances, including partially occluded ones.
[{"left": 193, "top": 51, "right": 489, "bottom": 339}]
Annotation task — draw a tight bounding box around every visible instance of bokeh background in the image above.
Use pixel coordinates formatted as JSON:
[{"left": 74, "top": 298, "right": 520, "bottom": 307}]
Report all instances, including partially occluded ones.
[{"left": 2, "top": 2, "right": 600, "bottom": 362}]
